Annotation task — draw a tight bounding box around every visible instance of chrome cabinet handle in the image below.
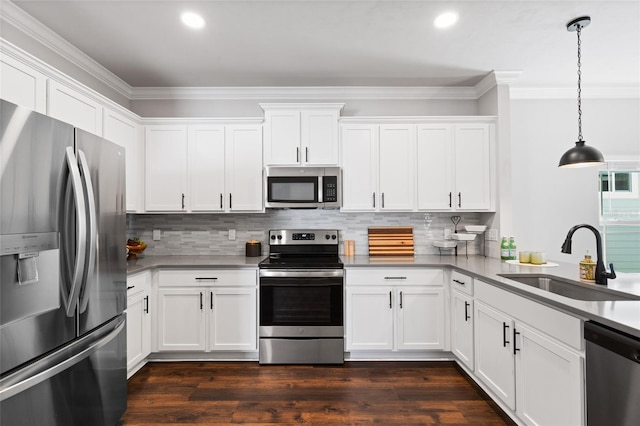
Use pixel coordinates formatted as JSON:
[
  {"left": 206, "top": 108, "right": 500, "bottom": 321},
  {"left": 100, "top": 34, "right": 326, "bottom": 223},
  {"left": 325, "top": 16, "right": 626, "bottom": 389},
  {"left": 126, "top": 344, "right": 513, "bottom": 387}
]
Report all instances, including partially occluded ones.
[
  {"left": 382, "top": 193, "right": 385, "bottom": 208},
  {"left": 389, "top": 291, "right": 392, "bottom": 309},
  {"left": 464, "top": 301, "right": 470, "bottom": 321},
  {"left": 373, "top": 193, "right": 376, "bottom": 208},
  {"left": 399, "top": 291, "right": 403, "bottom": 309},
  {"left": 305, "top": 147, "right": 309, "bottom": 163},
  {"left": 503, "top": 322, "right": 510, "bottom": 347},
  {"left": 458, "top": 192, "right": 462, "bottom": 208},
  {"left": 296, "top": 147, "right": 300, "bottom": 163},
  {"left": 144, "top": 295, "right": 149, "bottom": 314},
  {"left": 384, "top": 276, "right": 407, "bottom": 280},
  {"left": 182, "top": 193, "right": 185, "bottom": 209},
  {"left": 513, "top": 329, "right": 521, "bottom": 355}
]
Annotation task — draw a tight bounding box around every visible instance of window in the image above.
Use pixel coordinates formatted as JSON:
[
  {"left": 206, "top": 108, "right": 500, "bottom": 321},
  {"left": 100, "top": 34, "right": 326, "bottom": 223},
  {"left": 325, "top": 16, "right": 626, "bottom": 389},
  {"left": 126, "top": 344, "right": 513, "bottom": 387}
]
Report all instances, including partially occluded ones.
[{"left": 600, "top": 172, "right": 631, "bottom": 192}]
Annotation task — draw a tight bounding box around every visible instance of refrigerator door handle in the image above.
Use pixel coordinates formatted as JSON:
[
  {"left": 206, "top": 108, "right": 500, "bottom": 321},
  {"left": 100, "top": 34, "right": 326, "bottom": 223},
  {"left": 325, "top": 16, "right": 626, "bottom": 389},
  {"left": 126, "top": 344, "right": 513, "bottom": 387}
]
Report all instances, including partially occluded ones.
[
  {"left": 77, "top": 149, "right": 97, "bottom": 314},
  {"left": 0, "top": 315, "right": 125, "bottom": 402},
  {"left": 61, "top": 147, "right": 88, "bottom": 317}
]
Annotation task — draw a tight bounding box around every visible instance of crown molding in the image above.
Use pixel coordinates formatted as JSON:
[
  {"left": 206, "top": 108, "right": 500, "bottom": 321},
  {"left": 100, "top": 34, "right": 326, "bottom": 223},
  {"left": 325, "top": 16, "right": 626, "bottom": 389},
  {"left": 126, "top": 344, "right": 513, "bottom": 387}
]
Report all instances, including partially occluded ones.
[
  {"left": 129, "top": 86, "right": 480, "bottom": 101},
  {"left": 474, "top": 70, "right": 523, "bottom": 97},
  {"left": 510, "top": 86, "right": 640, "bottom": 99},
  {"left": 0, "top": 0, "right": 133, "bottom": 98}
]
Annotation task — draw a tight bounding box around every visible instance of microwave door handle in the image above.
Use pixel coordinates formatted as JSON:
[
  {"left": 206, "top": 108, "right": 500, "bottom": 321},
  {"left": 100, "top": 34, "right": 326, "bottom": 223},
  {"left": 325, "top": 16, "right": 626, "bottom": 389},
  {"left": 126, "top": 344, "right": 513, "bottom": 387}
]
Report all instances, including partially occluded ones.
[
  {"left": 318, "top": 176, "right": 323, "bottom": 202},
  {"left": 77, "top": 150, "right": 97, "bottom": 314}
]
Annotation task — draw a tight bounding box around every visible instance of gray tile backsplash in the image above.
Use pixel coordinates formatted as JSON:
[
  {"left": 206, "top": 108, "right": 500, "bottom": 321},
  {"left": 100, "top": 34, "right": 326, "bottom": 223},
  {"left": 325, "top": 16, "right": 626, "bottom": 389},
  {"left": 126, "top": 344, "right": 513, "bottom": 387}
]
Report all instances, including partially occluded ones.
[{"left": 127, "top": 210, "right": 486, "bottom": 256}]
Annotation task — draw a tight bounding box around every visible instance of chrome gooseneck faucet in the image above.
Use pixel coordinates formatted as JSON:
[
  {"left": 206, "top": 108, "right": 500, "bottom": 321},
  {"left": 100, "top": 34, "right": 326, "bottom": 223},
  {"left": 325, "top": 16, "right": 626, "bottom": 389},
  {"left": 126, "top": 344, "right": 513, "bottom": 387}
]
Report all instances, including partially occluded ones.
[{"left": 561, "top": 224, "right": 616, "bottom": 285}]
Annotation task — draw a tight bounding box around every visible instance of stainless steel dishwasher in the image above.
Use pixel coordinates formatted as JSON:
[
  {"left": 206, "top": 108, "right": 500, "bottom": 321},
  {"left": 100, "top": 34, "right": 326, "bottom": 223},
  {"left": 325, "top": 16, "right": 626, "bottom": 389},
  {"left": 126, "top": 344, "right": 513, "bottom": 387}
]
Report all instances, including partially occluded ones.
[{"left": 584, "top": 321, "right": 640, "bottom": 426}]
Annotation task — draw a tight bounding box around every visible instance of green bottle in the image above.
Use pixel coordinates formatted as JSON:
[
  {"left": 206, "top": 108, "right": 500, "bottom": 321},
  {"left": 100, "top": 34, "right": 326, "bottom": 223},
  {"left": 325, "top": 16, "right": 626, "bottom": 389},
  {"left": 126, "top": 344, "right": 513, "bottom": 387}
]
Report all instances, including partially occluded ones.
[
  {"left": 508, "top": 236, "right": 517, "bottom": 260},
  {"left": 500, "top": 237, "right": 509, "bottom": 260}
]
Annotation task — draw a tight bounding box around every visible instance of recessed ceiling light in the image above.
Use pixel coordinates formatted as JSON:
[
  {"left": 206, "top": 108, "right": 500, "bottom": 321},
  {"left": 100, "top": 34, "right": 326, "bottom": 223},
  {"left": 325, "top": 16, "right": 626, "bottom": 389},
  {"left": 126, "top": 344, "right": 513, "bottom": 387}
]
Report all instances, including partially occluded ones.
[
  {"left": 434, "top": 12, "right": 458, "bottom": 29},
  {"left": 181, "top": 11, "right": 205, "bottom": 29}
]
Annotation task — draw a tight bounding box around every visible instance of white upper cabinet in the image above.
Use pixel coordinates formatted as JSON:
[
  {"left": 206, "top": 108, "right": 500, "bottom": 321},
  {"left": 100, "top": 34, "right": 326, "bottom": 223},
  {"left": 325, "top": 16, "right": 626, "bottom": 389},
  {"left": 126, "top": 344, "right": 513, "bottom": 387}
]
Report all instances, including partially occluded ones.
[
  {"left": 103, "top": 109, "right": 142, "bottom": 212},
  {"left": 146, "top": 123, "right": 263, "bottom": 213},
  {"left": 225, "top": 125, "right": 263, "bottom": 212},
  {"left": 341, "top": 123, "right": 415, "bottom": 211},
  {"left": 145, "top": 126, "right": 188, "bottom": 211},
  {"left": 453, "top": 123, "right": 492, "bottom": 210},
  {"left": 0, "top": 54, "right": 47, "bottom": 113},
  {"left": 261, "top": 103, "right": 343, "bottom": 166},
  {"left": 47, "top": 80, "right": 103, "bottom": 136},
  {"left": 188, "top": 126, "right": 226, "bottom": 212},
  {"left": 417, "top": 122, "right": 494, "bottom": 211}
]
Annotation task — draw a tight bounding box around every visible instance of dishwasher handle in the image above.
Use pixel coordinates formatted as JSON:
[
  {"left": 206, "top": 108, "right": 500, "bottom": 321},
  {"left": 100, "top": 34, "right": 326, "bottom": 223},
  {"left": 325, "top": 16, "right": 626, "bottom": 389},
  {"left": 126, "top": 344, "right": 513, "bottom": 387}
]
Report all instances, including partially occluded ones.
[{"left": 585, "top": 321, "right": 640, "bottom": 364}]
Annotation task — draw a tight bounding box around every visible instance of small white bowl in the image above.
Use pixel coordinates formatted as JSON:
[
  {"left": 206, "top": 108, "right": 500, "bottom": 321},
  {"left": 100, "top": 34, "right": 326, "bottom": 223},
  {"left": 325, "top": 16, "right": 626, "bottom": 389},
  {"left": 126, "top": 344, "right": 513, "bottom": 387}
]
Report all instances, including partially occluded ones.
[
  {"left": 464, "top": 225, "right": 487, "bottom": 233},
  {"left": 451, "top": 233, "right": 477, "bottom": 241},
  {"left": 434, "top": 240, "right": 457, "bottom": 248}
]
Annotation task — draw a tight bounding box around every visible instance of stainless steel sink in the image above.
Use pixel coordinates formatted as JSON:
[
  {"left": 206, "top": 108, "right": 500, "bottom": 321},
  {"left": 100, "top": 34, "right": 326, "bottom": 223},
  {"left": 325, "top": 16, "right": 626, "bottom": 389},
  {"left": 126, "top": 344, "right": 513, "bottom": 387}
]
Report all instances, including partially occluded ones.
[{"left": 497, "top": 274, "right": 640, "bottom": 301}]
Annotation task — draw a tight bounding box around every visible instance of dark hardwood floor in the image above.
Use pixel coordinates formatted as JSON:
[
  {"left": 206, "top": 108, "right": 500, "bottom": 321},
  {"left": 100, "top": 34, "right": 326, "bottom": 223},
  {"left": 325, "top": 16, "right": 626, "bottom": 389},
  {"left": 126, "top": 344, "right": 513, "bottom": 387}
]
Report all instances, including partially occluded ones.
[{"left": 122, "top": 361, "right": 516, "bottom": 425}]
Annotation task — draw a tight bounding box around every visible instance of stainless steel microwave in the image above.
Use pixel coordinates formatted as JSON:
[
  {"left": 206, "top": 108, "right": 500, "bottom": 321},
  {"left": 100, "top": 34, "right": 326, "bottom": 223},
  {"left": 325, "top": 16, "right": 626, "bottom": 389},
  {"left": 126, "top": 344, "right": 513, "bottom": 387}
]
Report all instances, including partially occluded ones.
[{"left": 265, "top": 167, "right": 341, "bottom": 209}]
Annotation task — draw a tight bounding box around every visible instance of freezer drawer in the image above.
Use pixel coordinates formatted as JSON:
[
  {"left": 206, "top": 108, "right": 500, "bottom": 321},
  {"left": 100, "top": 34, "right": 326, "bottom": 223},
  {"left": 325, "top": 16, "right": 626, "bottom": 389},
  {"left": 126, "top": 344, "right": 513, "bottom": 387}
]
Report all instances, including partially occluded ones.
[{"left": 0, "top": 315, "right": 127, "bottom": 426}]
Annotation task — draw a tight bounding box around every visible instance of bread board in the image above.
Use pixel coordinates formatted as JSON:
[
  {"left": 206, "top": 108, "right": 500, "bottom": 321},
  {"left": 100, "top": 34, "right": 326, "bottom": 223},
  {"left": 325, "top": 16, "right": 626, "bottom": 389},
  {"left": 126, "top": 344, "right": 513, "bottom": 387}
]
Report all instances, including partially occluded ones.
[{"left": 368, "top": 226, "right": 414, "bottom": 256}]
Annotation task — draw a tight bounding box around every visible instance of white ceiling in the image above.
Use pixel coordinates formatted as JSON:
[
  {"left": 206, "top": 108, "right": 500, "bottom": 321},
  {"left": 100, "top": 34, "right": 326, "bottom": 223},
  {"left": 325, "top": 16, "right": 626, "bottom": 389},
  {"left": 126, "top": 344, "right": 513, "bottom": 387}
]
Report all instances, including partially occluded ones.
[{"left": 7, "top": 0, "right": 640, "bottom": 90}]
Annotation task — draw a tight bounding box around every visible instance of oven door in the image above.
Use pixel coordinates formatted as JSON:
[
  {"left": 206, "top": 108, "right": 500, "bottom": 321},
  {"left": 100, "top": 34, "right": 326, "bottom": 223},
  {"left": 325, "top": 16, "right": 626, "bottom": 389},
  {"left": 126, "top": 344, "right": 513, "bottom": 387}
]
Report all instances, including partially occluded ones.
[{"left": 259, "top": 270, "right": 343, "bottom": 338}]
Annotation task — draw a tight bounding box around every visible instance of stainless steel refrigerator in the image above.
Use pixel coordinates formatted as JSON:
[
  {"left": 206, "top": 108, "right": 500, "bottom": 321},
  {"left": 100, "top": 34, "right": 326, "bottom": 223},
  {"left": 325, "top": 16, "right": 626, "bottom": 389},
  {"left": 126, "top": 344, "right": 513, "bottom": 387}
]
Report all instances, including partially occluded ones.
[{"left": 0, "top": 99, "right": 127, "bottom": 425}]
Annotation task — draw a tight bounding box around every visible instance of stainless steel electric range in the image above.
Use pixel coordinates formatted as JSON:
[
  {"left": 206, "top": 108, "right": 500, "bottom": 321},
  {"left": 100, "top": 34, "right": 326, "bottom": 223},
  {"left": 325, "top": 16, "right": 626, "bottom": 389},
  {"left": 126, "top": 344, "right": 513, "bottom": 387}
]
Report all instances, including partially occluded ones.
[{"left": 258, "top": 229, "right": 344, "bottom": 364}]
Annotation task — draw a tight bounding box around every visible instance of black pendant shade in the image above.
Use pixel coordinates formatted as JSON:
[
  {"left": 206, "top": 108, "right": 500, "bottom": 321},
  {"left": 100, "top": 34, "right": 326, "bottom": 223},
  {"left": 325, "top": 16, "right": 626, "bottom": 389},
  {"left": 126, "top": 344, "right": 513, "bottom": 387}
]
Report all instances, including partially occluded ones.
[
  {"left": 559, "top": 140, "right": 605, "bottom": 168},
  {"left": 559, "top": 16, "right": 606, "bottom": 168}
]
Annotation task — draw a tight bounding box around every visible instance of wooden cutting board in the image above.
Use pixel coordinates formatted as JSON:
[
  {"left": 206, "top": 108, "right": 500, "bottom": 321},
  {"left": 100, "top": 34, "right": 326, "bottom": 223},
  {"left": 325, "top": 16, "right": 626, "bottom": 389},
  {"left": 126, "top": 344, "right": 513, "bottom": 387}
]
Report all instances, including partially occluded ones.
[{"left": 368, "top": 226, "right": 414, "bottom": 256}]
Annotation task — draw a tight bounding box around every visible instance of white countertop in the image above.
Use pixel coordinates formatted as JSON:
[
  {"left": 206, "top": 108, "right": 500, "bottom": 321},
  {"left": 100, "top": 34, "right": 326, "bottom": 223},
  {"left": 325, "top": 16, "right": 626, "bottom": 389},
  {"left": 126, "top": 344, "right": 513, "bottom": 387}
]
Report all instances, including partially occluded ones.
[{"left": 127, "top": 254, "right": 640, "bottom": 339}]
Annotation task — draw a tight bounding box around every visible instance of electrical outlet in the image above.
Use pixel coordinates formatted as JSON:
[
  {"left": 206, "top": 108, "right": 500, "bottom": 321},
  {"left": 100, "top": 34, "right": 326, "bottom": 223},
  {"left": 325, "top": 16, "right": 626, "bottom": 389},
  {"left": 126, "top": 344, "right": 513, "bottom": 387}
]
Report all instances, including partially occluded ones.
[
  {"left": 229, "top": 229, "right": 236, "bottom": 240},
  {"left": 487, "top": 229, "right": 498, "bottom": 241},
  {"left": 152, "top": 229, "right": 161, "bottom": 241}
]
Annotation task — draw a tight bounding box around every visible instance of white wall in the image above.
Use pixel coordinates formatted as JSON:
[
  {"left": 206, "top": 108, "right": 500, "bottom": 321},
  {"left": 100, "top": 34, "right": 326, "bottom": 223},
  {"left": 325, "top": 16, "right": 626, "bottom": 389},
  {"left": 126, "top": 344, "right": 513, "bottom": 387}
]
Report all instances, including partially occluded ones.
[{"left": 510, "top": 97, "right": 640, "bottom": 265}]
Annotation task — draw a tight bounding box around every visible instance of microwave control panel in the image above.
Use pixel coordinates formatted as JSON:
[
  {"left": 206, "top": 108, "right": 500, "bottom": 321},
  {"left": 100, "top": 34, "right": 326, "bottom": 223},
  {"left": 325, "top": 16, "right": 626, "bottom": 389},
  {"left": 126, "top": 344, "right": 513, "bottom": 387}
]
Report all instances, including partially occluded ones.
[{"left": 323, "top": 176, "right": 338, "bottom": 202}]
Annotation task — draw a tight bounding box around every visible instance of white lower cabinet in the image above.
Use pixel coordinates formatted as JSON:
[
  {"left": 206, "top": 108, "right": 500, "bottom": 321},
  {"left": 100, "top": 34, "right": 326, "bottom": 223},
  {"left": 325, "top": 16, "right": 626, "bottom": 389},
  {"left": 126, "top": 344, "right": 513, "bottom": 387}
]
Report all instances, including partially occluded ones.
[
  {"left": 450, "top": 289, "right": 474, "bottom": 370},
  {"left": 126, "top": 272, "right": 151, "bottom": 378},
  {"left": 156, "top": 269, "right": 257, "bottom": 353},
  {"left": 474, "top": 280, "right": 584, "bottom": 425},
  {"left": 345, "top": 268, "right": 445, "bottom": 353}
]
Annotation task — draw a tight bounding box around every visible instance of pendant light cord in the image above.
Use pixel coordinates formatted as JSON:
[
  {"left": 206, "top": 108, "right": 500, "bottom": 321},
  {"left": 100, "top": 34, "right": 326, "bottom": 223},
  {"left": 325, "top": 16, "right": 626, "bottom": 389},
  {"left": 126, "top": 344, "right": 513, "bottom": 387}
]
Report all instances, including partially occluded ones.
[{"left": 576, "top": 24, "right": 583, "bottom": 142}]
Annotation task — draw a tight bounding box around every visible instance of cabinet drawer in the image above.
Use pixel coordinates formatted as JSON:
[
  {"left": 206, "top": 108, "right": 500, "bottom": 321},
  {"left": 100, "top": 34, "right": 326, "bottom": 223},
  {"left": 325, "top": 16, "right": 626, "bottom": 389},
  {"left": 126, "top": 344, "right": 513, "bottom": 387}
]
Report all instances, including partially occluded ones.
[
  {"left": 127, "top": 271, "right": 150, "bottom": 297},
  {"left": 346, "top": 268, "right": 444, "bottom": 286},
  {"left": 475, "top": 279, "right": 583, "bottom": 350},
  {"left": 158, "top": 269, "right": 257, "bottom": 287},
  {"left": 450, "top": 270, "right": 473, "bottom": 295}
]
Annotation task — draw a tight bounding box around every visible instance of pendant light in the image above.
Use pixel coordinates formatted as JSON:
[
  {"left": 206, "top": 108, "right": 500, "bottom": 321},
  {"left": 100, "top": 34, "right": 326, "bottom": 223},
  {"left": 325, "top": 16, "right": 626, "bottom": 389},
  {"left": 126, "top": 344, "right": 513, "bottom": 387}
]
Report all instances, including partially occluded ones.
[{"left": 558, "top": 16, "right": 605, "bottom": 168}]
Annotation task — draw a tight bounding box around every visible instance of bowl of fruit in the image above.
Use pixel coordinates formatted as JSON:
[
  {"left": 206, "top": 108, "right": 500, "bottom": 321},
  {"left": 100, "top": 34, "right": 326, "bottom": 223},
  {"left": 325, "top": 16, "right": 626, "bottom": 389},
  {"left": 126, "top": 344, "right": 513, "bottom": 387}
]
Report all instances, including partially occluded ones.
[{"left": 126, "top": 238, "right": 147, "bottom": 259}]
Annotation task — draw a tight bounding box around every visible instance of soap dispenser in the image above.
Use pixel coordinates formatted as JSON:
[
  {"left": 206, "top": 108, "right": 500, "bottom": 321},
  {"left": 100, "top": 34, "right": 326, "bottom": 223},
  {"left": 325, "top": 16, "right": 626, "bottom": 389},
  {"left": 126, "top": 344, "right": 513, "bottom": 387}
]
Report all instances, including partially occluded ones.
[{"left": 579, "top": 250, "right": 596, "bottom": 282}]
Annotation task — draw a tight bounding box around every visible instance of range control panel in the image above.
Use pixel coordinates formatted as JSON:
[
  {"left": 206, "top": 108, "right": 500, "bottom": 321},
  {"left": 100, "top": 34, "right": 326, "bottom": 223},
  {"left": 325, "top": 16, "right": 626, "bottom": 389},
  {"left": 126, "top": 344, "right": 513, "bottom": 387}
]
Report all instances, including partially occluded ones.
[{"left": 268, "top": 229, "right": 339, "bottom": 245}]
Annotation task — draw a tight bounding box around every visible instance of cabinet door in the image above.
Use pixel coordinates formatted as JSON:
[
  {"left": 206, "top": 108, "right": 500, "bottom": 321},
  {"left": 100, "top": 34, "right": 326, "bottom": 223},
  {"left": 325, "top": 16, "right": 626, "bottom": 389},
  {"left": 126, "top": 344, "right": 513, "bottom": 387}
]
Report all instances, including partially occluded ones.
[
  {"left": 454, "top": 124, "right": 492, "bottom": 210},
  {"left": 301, "top": 109, "right": 339, "bottom": 165},
  {"left": 47, "top": 80, "right": 103, "bottom": 135},
  {"left": 263, "top": 110, "right": 300, "bottom": 165},
  {"left": 157, "top": 288, "right": 206, "bottom": 351},
  {"left": 341, "top": 124, "right": 378, "bottom": 211},
  {"left": 515, "top": 323, "right": 584, "bottom": 426},
  {"left": 395, "top": 287, "right": 445, "bottom": 350},
  {"left": 346, "top": 286, "right": 393, "bottom": 350},
  {"left": 145, "top": 126, "right": 188, "bottom": 211},
  {"left": 379, "top": 124, "right": 416, "bottom": 211},
  {"left": 103, "top": 110, "right": 141, "bottom": 212},
  {"left": 474, "top": 301, "right": 516, "bottom": 410},
  {"left": 0, "top": 54, "right": 46, "bottom": 113},
  {"left": 189, "top": 126, "right": 226, "bottom": 212},
  {"left": 451, "top": 290, "right": 474, "bottom": 369},
  {"left": 417, "top": 124, "right": 454, "bottom": 210},
  {"left": 126, "top": 291, "right": 146, "bottom": 375},
  {"left": 208, "top": 288, "right": 257, "bottom": 351},
  {"left": 226, "top": 125, "right": 263, "bottom": 212}
]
